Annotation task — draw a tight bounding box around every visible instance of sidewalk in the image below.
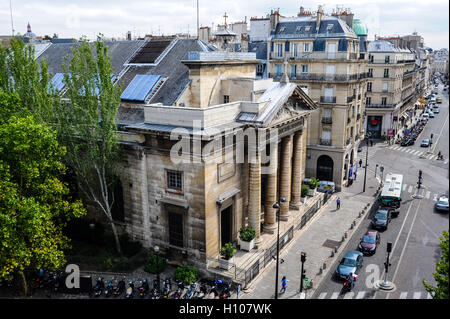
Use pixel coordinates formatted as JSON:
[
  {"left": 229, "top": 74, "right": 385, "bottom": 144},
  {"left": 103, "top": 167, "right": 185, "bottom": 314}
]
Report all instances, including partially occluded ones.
[{"left": 240, "top": 167, "right": 380, "bottom": 299}]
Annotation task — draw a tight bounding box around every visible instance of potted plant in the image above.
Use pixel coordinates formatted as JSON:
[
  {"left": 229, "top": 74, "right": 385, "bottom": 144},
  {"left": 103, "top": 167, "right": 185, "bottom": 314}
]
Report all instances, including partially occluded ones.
[
  {"left": 239, "top": 226, "right": 256, "bottom": 251},
  {"left": 308, "top": 177, "right": 320, "bottom": 196},
  {"left": 219, "top": 243, "right": 236, "bottom": 270},
  {"left": 301, "top": 185, "right": 310, "bottom": 203}
]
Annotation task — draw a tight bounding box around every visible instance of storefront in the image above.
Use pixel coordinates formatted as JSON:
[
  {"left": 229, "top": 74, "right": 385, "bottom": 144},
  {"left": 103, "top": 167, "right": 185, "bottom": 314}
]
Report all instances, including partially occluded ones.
[{"left": 366, "top": 116, "right": 383, "bottom": 139}]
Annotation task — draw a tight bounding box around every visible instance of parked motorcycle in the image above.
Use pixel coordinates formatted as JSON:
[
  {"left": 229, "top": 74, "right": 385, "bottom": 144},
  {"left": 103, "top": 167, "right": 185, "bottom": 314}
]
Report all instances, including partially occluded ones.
[
  {"left": 219, "top": 281, "right": 232, "bottom": 299},
  {"left": 193, "top": 283, "right": 208, "bottom": 299},
  {"left": 173, "top": 280, "right": 185, "bottom": 299},
  {"left": 93, "top": 277, "right": 105, "bottom": 297},
  {"left": 125, "top": 280, "right": 135, "bottom": 299},
  {"left": 150, "top": 277, "right": 160, "bottom": 299},
  {"left": 113, "top": 278, "right": 125, "bottom": 297},
  {"left": 161, "top": 278, "right": 172, "bottom": 299},
  {"left": 184, "top": 282, "right": 197, "bottom": 299},
  {"left": 104, "top": 279, "right": 114, "bottom": 297},
  {"left": 138, "top": 279, "right": 149, "bottom": 298}
]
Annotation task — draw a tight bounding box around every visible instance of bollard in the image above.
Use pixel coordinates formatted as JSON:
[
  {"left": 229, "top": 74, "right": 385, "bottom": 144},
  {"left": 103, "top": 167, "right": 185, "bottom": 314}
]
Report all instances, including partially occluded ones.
[
  {"left": 330, "top": 250, "right": 335, "bottom": 257},
  {"left": 350, "top": 223, "right": 354, "bottom": 230},
  {"left": 318, "top": 267, "right": 323, "bottom": 275},
  {"left": 341, "top": 235, "right": 346, "bottom": 242},
  {"left": 344, "top": 232, "right": 348, "bottom": 238},
  {"left": 323, "top": 262, "right": 327, "bottom": 270},
  {"left": 334, "top": 246, "right": 338, "bottom": 253}
]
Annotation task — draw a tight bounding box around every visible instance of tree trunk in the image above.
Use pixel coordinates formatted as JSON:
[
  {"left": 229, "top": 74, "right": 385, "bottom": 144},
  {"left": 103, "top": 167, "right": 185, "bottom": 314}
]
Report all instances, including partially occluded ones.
[
  {"left": 21, "top": 272, "right": 28, "bottom": 296},
  {"left": 109, "top": 217, "right": 122, "bottom": 255}
]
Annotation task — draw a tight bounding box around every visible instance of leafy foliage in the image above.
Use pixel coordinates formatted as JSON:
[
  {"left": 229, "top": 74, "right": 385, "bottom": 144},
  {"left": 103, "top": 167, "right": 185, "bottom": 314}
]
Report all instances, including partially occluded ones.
[
  {"left": 220, "top": 243, "right": 236, "bottom": 260},
  {"left": 308, "top": 177, "right": 320, "bottom": 189},
  {"left": 174, "top": 262, "right": 198, "bottom": 285},
  {"left": 144, "top": 252, "right": 166, "bottom": 274},
  {"left": 53, "top": 37, "right": 123, "bottom": 253},
  {"left": 0, "top": 113, "right": 86, "bottom": 281},
  {"left": 423, "top": 230, "right": 449, "bottom": 299},
  {"left": 301, "top": 185, "right": 310, "bottom": 197},
  {"left": 239, "top": 226, "right": 256, "bottom": 242}
]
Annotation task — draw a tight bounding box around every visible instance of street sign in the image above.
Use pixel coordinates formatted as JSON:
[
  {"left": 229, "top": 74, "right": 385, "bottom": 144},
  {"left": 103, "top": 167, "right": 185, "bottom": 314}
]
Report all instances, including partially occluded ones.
[{"left": 237, "top": 284, "right": 241, "bottom": 298}]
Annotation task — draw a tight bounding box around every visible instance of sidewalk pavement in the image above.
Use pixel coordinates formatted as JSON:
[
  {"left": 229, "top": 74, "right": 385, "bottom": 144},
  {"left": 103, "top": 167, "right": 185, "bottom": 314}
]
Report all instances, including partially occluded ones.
[{"left": 239, "top": 166, "right": 380, "bottom": 299}]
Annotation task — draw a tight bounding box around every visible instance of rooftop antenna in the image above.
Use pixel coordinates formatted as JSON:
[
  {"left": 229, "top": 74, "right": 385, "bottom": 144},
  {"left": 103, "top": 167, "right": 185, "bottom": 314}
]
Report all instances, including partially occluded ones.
[
  {"left": 197, "top": 0, "right": 199, "bottom": 39},
  {"left": 9, "top": 0, "right": 15, "bottom": 36}
]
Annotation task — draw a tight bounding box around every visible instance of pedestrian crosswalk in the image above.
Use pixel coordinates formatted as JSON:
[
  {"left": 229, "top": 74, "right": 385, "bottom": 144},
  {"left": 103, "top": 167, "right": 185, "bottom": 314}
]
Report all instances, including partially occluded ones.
[
  {"left": 388, "top": 145, "right": 441, "bottom": 160},
  {"left": 317, "top": 291, "right": 433, "bottom": 299},
  {"left": 401, "top": 182, "right": 438, "bottom": 200}
]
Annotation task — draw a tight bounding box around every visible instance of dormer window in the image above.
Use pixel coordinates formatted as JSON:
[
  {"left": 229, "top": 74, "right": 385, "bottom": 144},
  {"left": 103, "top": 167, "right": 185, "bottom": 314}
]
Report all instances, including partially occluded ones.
[
  {"left": 326, "top": 24, "right": 333, "bottom": 31},
  {"left": 279, "top": 27, "right": 286, "bottom": 32},
  {"left": 296, "top": 26, "right": 302, "bottom": 32},
  {"left": 304, "top": 26, "right": 311, "bottom": 32}
]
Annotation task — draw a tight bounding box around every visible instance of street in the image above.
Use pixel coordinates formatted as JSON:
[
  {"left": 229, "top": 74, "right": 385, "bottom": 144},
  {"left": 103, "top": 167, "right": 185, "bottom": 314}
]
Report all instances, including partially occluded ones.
[{"left": 312, "top": 82, "right": 449, "bottom": 299}]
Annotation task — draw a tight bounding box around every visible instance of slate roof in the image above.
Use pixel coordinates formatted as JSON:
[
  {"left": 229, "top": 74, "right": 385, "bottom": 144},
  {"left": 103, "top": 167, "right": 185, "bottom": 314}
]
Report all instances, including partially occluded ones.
[
  {"left": 117, "top": 39, "right": 213, "bottom": 106},
  {"left": 249, "top": 41, "right": 268, "bottom": 60},
  {"left": 37, "top": 40, "right": 145, "bottom": 75},
  {"left": 368, "top": 40, "right": 412, "bottom": 53},
  {"left": 271, "top": 16, "right": 357, "bottom": 40}
]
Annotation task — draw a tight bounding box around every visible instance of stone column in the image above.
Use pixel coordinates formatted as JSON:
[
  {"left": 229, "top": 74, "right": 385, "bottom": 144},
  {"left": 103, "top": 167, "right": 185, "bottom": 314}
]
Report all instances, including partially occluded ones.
[
  {"left": 279, "top": 135, "right": 292, "bottom": 220},
  {"left": 290, "top": 131, "right": 303, "bottom": 209},
  {"left": 248, "top": 151, "right": 262, "bottom": 244},
  {"left": 263, "top": 142, "right": 278, "bottom": 234}
]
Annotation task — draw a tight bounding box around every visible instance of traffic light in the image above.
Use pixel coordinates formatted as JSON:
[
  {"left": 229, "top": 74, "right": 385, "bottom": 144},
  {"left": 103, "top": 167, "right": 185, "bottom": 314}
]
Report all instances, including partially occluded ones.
[
  {"left": 301, "top": 269, "right": 306, "bottom": 280},
  {"left": 301, "top": 252, "right": 306, "bottom": 263},
  {"left": 387, "top": 242, "right": 392, "bottom": 253},
  {"left": 419, "top": 170, "right": 422, "bottom": 178}
]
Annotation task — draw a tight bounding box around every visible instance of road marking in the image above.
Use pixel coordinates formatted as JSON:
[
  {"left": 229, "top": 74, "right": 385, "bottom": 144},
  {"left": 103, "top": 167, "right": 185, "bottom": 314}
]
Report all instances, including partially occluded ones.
[
  {"left": 431, "top": 111, "right": 449, "bottom": 153},
  {"left": 330, "top": 292, "right": 339, "bottom": 299},
  {"left": 386, "top": 194, "right": 423, "bottom": 299},
  {"left": 425, "top": 191, "right": 430, "bottom": 199},
  {"left": 408, "top": 185, "right": 413, "bottom": 193},
  {"left": 417, "top": 152, "right": 423, "bottom": 156},
  {"left": 355, "top": 291, "right": 366, "bottom": 299},
  {"left": 343, "top": 292, "right": 355, "bottom": 299},
  {"left": 403, "top": 184, "right": 407, "bottom": 191},
  {"left": 318, "top": 292, "right": 327, "bottom": 299},
  {"left": 399, "top": 292, "right": 408, "bottom": 299},
  {"left": 413, "top": 292, "right": 421, "bottom": 299},
  {"left": 433, "top": 194, "right": 438, "bottom": 201}
]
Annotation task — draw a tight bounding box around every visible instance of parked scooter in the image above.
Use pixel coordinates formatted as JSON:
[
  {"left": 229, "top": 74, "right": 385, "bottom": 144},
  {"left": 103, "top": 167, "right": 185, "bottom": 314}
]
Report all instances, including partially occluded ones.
[
  {"left": 93, "top": 277, "right": 105, "bottom": 297},
  {"left": 219, "top": 281, "right": 232, "bottom": 299},
  {"left": 194, "top": 282, "right": 208, "bottom": 299},
  {"left": 113, "top": 278, "right": 125, "bottom": 297},
  {"left": 104, "top": 279, "right": 114, "bottom": 297},
  {"left": 162, "top": 278, "right": 172, "bottom": 299},
  {"left": 208, "top": 280, "right": 219, "bottom": 299},
  {"left": 138, "top": 279, "right": 149, "bottom": 298},
  {"left": 150, "top": 277, "right": 160, "bottom": 299},
  {"left": 184, "top": 282, "right": 197, "bottom": 299},
  {"left": 173, "top": 280, "right": 185, "bottom": 299},
  {"left": 125, "top": 280, "right": 135, "bottom": 299}
]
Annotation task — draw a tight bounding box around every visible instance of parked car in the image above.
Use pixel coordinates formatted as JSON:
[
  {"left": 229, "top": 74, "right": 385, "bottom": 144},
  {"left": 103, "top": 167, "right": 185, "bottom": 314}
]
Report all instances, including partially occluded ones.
[
  {"left": 372, "top": 208, "right": 391, "bottom": 230},
  {"left": 434, "top": 107, "right": 440, "bottom": 114},
  {"left": 436, "top": 97, "right": 442, "bottom": 103},
  {"left": 435, "top": 196, "right": 449, "bottom": 212},
  {"left": 317, "top": 180, "right": 335, "bottom": 193},
  {"left": 358, "top": 230, "right": 380, "bottom": 255},
  {"left": 428, "top": 112, "right": 435, "bottom": 118},
  {"left": 335, "top": 251, "right": 364, "bottom": 280},
  {"left": 422, "top": 113, "right": 430, "bottom": 119},
  {"left": 420, "top": 139, "right": 430, "bottom": 147}
]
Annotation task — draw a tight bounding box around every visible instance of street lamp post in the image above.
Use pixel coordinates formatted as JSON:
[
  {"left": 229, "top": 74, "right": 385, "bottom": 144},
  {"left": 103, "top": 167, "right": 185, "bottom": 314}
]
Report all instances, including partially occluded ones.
[{"left": 273, "top": 197, "right": 286, "bottom": 300}]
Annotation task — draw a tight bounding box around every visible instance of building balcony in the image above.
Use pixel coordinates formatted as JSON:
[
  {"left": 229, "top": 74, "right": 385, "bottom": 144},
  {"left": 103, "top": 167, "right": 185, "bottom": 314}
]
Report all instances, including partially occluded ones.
[
  {"left": 347, "top": 95, "right": 355, "bottom": 103},
  {"left": 321, "top": 117, "right": 333, "bottom": 124},
  {"left": 269, "top": 72, "right": 363, "bottom": 83},
  {"left": 320, "top": 96, "right": 337, "bottom": 104},
  {"left": 349, "top": 53, "right": 357, "bottom": 60},
  {"left": 365, "top": 104, "right": 395, "bottom": 109},
  {"left": 270, "top": 51, "right": 359, "bottom": 61},
  {"left": 320, "top": 138, "right": 332, "bottom": 146}
]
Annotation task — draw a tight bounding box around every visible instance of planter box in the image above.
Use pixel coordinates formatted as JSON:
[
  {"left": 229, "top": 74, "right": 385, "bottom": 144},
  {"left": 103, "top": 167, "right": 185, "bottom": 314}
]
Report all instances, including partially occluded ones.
[
  {"left": 308, "top": 188, "right": 317, "bottom": 196},
  {"left": 240, "top": 239, "right": 255, "bottom": 252},
  {"left": 219, "top": 257, "right": 234, "bottom": 270}
]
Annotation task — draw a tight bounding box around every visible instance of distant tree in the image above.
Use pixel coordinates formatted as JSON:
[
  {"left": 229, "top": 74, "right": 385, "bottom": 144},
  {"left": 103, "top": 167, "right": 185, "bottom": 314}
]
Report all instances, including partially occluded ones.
[
  {"left": 0, "top": 110, "right": 86, "bottom": 295},
  {"left": 423, "top": 230, "right": 449, "bottom": 299},
  {"left": 0, "top": 38, "right": 57, "bottom": 123},
  {"left": 54, "top": 37, "right": 123, "bottom": 254}
]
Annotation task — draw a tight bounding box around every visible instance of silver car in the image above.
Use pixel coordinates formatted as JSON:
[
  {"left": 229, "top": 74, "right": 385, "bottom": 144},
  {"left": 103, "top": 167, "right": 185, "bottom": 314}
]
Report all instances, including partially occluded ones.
[{"left": 435, "top": 196, "right": 449, "bottom": 212}]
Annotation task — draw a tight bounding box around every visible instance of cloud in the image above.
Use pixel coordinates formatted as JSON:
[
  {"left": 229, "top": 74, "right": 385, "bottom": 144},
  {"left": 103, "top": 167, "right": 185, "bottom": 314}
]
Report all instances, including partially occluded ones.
[{"left": 0, "top": 0, "right": 448, "bottom": 49}]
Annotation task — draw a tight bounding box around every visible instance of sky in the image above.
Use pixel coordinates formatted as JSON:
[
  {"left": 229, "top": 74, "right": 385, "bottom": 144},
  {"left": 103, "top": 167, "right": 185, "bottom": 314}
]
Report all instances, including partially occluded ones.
[{"left": 1, "top": 0, "right": 448, "bottom": 50}]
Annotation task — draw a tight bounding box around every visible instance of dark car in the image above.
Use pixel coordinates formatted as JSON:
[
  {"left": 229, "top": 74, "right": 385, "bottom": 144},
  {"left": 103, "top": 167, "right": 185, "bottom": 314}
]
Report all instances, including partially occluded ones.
[
  {"left": 372, "top": 209, "right": 391, "bottom": 230},
  {"left": 358, "top": 230, "right": 380, "bottom": 255},
  {"left": 401, "top": 138, "right": 414, "bottom": 146}
]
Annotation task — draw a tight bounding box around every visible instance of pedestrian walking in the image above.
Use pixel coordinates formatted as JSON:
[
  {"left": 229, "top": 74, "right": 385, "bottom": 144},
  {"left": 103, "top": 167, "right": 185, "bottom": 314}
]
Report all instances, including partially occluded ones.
[
  {"left": 359, "top": 159, "right": 363, "bottom": 168},
  {"left": 280, "top": 276, "right": 288, "bottom": 294},
  {"left": 336, "top": 197, "right": 341, "bottom": 210},
  {"left": 370, "top": 140, "right": 373, "bottom": 147}
]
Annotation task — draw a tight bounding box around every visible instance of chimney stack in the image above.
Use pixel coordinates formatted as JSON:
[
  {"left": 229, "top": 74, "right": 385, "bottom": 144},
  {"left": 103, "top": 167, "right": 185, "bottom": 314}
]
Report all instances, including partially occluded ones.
[
  {"left": 270, "top": 10, "right": 280, "bottom": 30},
  {"left": 316, "top": 5, "right": 324, "bottom": 30}
]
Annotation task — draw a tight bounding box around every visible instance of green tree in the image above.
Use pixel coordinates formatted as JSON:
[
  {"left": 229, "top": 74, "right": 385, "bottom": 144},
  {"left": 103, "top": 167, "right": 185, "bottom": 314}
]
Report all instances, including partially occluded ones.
[
  {"left": 0, "top": 113, "right": 86, "bottom": 294},
  {"left": 423, "top": 230, "right": 449, "bottom": 299},
  {"left": 0, "top": 38, "right": 56, "bottom": 123},
  {"left": 54, "top": 37, "right": 123, "bottom": 254}
]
